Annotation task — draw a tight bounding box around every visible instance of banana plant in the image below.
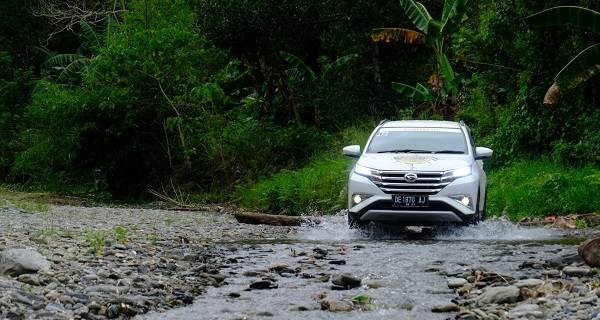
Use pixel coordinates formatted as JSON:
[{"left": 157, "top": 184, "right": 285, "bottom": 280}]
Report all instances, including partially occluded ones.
[
  {"left": 526, "top": 6, "right": 600, "bottom": 104},
  {"left": 280, "top": 51, "right": 358, "bottom": 123},
  {"left": 42, "top": 21, "right": 102, "bottom": 83},
  {"left": 371, "top": 0, "right": 467, "bottom": 105}
]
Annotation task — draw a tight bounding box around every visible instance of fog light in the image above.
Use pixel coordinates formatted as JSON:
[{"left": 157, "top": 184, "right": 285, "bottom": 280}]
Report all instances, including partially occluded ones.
[
  {"left": 460, "top": 196, "right": 470, "bottom": 207},
  {"left": 450, "top": 195, "right": 473, "bottom": 209},
  {"left": 352, "top": 194, "right": 362, "bottom": 204}
]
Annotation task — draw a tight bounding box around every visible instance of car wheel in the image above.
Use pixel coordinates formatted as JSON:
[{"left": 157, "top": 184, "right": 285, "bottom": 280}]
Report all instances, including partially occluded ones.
[{"left": 348, "top": 214, "right": 369, "bottom": 229}]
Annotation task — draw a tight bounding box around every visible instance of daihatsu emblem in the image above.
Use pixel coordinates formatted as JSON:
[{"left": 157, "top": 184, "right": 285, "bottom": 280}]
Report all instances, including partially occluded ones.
[{"left": 405, "top": 172, "right": 418, "bottom": 182}]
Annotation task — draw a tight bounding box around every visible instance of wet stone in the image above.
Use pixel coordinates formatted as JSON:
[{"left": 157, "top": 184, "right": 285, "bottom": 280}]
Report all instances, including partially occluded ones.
[
  {"left": 320, "top": 299, "right": 353, "bottom": 312},
  {"left": 514, "top": 278, "right": 544, "bottom": 288},
  {"left": 432, "top": 303, "right": 460, "bottom": 312},
  {"left": 476, "top": 286, "right": 520, "bottom": 305},
  {"left": 331, "top": 273, "right": 361, "bottom": 289},
  {"left": 563, "top": 266, "right": 591, "bottom": 277},
  {"left": 249, "top": 280, "right": 277, "bottom": 290},
  {"left": 448, "top": 277, "right": 468, "bottom": 289}
]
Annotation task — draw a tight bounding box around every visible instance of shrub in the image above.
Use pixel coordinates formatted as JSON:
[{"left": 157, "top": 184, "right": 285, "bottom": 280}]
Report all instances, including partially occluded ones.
[{"left": 487, "top": 159, "right": 600, "bottom": 220}]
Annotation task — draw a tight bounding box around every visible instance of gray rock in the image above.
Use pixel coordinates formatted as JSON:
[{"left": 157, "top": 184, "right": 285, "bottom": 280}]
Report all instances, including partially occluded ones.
[
  {"left": 563, "top": 266, "right": 591, "bottom": 277},
  {"left": 0, "top": 248, "right": 51, "bottom": 276},
  {"left": 448, "top": 277, "right": 468, "bottom": 288},
  {"left": 249, "top": 280, "right": 277, "bottom": 289},
  {"left": 320, "top": 299, "right": 353, "bottom": 312},
  {"left": 84, "top": 285, "right": 130, "bottom": 294},
  {"left": 514, "top": 278, "right": 544, "bottom": 288},
  {"left": 17, "top": 273, "right": 40, "bottom": 285},
  {"left": 331, "top": 274, "right": 361, "bottom": 289},
  {"left": 477, "top": 286, "right": 520, "bottom": 305},
  {"left": 432, "top": 303, "right": 459, "bottom": 312},
  {"left": 507, "top": 303, "right": 544, "bottom": 318}
]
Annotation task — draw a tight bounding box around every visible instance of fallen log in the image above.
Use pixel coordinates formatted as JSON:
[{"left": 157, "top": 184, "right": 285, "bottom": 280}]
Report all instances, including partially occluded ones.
[
  {"left": 578, "top": 238, "right": 600, "bottom": 267},
  {"left": 234, "top": 212, "right": 320, "bottom": 226}
]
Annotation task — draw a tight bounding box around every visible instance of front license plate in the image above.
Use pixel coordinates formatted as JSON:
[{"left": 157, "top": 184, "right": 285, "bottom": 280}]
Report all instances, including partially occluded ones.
[{"left": 392, "top": 194, "right": 429, "bottom": 208}]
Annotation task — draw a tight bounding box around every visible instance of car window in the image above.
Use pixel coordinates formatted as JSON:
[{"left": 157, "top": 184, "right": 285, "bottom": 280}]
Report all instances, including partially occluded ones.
[{"left": 367, "top": 127, "right": 468, "bottom": 154}]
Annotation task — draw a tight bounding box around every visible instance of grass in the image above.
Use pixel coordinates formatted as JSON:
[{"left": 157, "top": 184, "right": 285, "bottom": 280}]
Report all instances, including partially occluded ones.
[
  {"left": 114, "top": 226, "right": 129, "bottom": 245},
  {"left": 1, "top": 186, "right": 51, "bottom": 213},
  {"left": 235, "top": 124, "right": 374, "bottom": 215},
  {"left": 85, "top": 230, "right": 107, "bottom": 256},
  {"left": 487, "top": 159, "right": 600, "bottom": 220}
]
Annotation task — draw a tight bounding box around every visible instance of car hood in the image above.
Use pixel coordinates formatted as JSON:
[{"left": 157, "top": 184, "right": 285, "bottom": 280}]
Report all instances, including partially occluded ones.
[{"left": 357, "top": 153, "right": 472, "bottom": 172}]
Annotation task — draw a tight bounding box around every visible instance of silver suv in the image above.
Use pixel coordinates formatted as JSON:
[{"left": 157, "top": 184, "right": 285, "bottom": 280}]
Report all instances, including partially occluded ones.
[{"left": 343, "top": 120, "right": 492, "bottom": 228}]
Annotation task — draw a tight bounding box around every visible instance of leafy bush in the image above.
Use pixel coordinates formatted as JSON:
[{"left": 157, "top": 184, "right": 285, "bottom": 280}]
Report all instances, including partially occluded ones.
[
  {"left": 487, "top": 159, "right": 600, "bottom": 220},
  {"left": 0, "top": 52, "right": 36, "bottom": 180},
  {"left": 236, "top": 124, "right": 374, "bottom": 214}
]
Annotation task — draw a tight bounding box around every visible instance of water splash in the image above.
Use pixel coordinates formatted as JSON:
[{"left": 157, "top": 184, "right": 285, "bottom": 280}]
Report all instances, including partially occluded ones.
[
  {"left": 298, "top": 212, "right": 559, "bottom": 242},
  {"left": 434, "top": 216, "right": 558, "bottom": 241}
]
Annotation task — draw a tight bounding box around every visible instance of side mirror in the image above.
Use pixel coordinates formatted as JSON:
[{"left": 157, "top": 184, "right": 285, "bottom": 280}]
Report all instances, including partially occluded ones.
[
  {"left": 343, "top": 145, "right": 361, "bottom": 158},
  {"left": 475, "top": 147, "right": 493, "bottom": 160}
]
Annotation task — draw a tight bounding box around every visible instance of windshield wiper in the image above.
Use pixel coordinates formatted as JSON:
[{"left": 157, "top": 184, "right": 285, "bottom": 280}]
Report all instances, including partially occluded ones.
[
  {"left": 432, "top": 150, "right": 465, "bottom": 154},
  {"left": 377, "top": 149, "right": 433, "bottom": 154}
]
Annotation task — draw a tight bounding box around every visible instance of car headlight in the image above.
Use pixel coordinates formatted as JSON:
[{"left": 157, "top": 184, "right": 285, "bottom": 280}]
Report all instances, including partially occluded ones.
[
  {"left": 354, "top": 164, "right": 378, "bottom": 177},
  {"left": 442, "top": 166, "right": 472, "bottom": 182}
]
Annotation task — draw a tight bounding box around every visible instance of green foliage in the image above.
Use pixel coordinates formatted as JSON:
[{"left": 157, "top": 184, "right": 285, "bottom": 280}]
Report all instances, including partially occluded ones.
[
  {"left": 86, "top": 230, "right": 107, "bottom": 256},
  {"left": 453, "top": 0, "right": 600, "bottom": 167},
  {"left": 0, "top": 52, "right": 36, "bottom": 180},
  {"left": 236, "top": 153, "right": 349, "bottom": 214},
  {"left": 376, "top": 0, "right": 468, "bottom": 109},
  {"left": 487, "top": 159, "right": 600, "bottom": 220},
  {"left": 236, "top": 124, "right": 374, "bottom": 214},
  {"left": 526, "top": 6, "right": 600, "bottom": 102},
  {"left": 114, "top": 226, "right": 128, "bottom": 245}
]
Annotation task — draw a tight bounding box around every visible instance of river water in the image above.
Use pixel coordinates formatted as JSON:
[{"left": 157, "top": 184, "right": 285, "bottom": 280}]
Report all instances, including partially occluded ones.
[{"left": 139, "top": 214, "right": 575, "bottom": 320}]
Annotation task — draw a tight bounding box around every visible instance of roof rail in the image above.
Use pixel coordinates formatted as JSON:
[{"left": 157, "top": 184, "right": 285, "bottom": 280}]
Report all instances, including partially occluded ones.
[{"left": 378, "top": 119, "right": 388, "bottom": 126}]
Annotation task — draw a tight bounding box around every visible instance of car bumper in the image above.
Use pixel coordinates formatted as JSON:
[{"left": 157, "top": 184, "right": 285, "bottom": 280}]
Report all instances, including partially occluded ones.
[{"left": 348, "top": 172, "right": 479, "bottom": 226}]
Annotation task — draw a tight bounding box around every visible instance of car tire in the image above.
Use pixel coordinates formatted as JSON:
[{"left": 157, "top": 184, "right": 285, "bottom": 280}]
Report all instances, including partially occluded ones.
[
  {"left": 348, "top": 214, "right": 369, "bottom": 229},
  {"left": 480, "top": 188, "right": 487, "bottom": 221},
  {"left": 468, "top": 188, "right": 484, "bottom": 225}
]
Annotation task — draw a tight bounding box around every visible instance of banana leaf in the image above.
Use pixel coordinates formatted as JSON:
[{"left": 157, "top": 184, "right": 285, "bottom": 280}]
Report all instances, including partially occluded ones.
[
  {"left": 370, "top": 28, "right": 424, "bottom": 44},
  {"left": 526, "top": 6, "right": 600, "bottom": 34},
  {"left": 399, "top": 0, "right": 433, "bottom": 33},
  {"left": 280, "top": 51, "right": 316, "bottom": 82},
  {"left": 441, "top": 0, "right": 467, "bottom": 35},
  {"left": 392, "top": 82, "right": 434, "bottom": 102},
  {"left": 554, "top": 43, "right": 600, "bottom": 90}
]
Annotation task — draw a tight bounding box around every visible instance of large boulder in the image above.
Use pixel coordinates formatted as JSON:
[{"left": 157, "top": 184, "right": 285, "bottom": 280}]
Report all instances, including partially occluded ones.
[
  {"left": 0, "top": 248, "right": 51, "bottom": 276},
  {"left": 578, "top": 238, "right": 600, "bottom": 267}
]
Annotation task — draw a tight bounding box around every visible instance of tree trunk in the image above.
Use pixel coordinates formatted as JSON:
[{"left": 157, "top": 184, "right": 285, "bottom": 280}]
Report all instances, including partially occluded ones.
[
  {"left": 234, "top": 212, "right": 320, "bottom": 226},
  {"left": 578, "top": 238, "right": 600, "bottom": 267}
]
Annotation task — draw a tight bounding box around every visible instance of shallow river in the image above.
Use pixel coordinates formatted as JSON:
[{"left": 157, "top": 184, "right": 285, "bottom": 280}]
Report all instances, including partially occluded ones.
[{"left": 140, "top": 214, "right": 577, "bottom": 320}]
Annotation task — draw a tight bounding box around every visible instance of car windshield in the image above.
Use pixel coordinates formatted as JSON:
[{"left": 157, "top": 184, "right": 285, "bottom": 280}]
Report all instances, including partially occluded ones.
[{"left": 367, "top": 127, "right": 468, "bottom": 154}]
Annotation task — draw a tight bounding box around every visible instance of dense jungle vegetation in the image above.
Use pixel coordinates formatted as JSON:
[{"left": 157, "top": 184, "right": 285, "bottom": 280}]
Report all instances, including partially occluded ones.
[{"left": 1, "top": 0, "right": 599, "bottom": 219}]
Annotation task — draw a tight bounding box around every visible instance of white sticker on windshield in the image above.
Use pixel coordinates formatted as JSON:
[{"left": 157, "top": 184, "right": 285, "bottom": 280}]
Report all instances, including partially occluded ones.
[{"left": 382, "top": 127, "right": 461, "bottom": 133}]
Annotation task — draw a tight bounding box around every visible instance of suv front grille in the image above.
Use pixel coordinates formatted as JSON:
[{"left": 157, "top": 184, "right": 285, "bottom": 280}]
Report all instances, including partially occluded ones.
[{"left": 372, "top": 171, "right": 448, "bottom": 195}]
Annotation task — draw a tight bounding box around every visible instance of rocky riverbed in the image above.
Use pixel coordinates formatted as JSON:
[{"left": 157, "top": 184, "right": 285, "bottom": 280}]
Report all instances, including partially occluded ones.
[
  {"left": 0, "top": 204, "right": 294, "bottom": 319},
  {"left": 1, "top": 204, "right": 599, "bottom": 319}
]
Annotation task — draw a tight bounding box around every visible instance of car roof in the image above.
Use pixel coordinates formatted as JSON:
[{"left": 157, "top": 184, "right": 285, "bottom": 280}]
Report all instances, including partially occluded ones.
[{"left": 380, "top": 120, "right": 461, "bottom": 129}]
